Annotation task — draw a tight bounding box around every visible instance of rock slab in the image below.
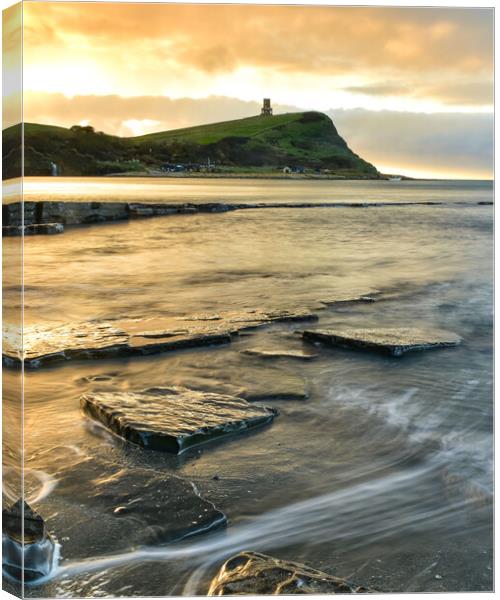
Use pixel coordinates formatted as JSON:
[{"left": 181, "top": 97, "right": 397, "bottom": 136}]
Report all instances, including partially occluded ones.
[
  {"left": 2, "top": 500, "right": 57, "bottom": 582},
  {"left": 208, "top": 551, "right": 370, "bottom": 595},
  {"left": 303, "top": 327, "right": 461, "bottom": 357},
  {"left": 2, "top": 223, "right": 64, "bottom": 236},
  {"left": 81, "top": 386, "right": 278, "bottom": 454},
  {"left": 88, "top": 467, "right": 227, "bottom": 546},
  {"left": 3, "top": 309, "right": 317, "bottom": 368},
  {"left": 241, "top": 348, "right": 318, "bottom": 360}
]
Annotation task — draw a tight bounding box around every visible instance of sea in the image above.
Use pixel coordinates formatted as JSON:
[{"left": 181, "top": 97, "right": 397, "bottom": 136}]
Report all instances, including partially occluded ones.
[{"left": 2, "top": 177, "right": 493, "bottom": 596}]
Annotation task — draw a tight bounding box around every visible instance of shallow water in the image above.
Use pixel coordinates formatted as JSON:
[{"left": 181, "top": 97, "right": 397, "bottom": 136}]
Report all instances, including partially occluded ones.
[{"left": 3, "top": 178, "right": 493, "bottom": 595}]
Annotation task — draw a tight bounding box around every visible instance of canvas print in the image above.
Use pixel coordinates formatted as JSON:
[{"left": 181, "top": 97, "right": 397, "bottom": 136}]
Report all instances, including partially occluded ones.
[{"left": 2, "top": 2, "right": 494, "bottom": 597}]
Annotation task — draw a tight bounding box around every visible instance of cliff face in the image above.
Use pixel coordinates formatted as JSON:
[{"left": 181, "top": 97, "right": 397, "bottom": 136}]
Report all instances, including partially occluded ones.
[{"left": 2, "top": 112, "right": 379, "bottom": 179}]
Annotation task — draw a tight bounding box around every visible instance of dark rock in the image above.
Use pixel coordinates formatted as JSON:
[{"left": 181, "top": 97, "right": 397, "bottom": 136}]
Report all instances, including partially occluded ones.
[
  {"left": 26, "top": 451, "right": 227, "bottom": 557},
  {"left": 2, "top": 500, "right": 57, "bottom": 582},
  {"left": 303, "top": 327, "right": 461, "bottom": 357},
  {"left": 138, "top": 329, "right": 190, "bottom": 338},
  {"left": 82, "top": 214, "right": 108, "bottom": 224},
  {"left": 208, "top": 551, "right": 371, "bottom": 595},
  {"left": 128, "top": 331, "right": 232, "bottom": 355},
  {"left": 81, "top": 386, "right": 278, "bottom": 454},
  {"left": 242, "top": 389, "right": 308, "bottom": 402},
  {"left": 320, "top": 294, "right": 378, "bottom": 306},
  {"left": 3, "top": 223, "right": 64, "bottom": 236},
  {"left": 208, "top": 309, "right": 318, "bottom": 335},
  {"left": 87, "top": 467, "right": 226, "bottom": 545},
  {"left": 3, "top": 500, "right": 45, "bottom": 544}
]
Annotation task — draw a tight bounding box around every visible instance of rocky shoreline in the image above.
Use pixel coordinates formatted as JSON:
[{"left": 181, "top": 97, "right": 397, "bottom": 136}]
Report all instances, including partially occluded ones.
[
  {"left": 2, "top": 199, "right": 493, "bottom": 236},
  {"left": 2, "top": 282, "right": 467, "bottom": 591}
]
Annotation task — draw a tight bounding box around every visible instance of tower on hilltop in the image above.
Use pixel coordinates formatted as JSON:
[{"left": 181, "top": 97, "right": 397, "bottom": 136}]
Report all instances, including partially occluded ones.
[{"left": 261, "top": 98, "right": 273, "bottom": 116}]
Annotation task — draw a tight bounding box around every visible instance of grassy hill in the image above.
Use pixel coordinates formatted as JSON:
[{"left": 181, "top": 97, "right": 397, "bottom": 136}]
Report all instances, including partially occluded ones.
[{"left": 2, "top": 112, "right": 379, "bottom": 179}]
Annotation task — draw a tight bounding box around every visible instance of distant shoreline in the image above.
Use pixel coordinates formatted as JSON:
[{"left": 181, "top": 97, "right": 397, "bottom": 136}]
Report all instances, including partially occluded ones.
[
  {"left": 3, "top": 174, "right": 493, "bottom": 184},
  {"left": 104, "top": 171, "right": 392, "bottom": 181}
]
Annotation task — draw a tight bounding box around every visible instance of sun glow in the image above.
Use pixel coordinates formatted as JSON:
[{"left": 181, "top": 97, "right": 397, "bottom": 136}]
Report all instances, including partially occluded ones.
[
  {"left": 5, "top": 3, "right": 492, "bottom": 180},
  {"left": 120, "top": 119, "right": 161, "bottom": 137},
  {"left": 24, "top": 61, "right": 113, "bottom": 98},
  {"left": 376, "top": 163, "right": 492, "bottom": 181}
]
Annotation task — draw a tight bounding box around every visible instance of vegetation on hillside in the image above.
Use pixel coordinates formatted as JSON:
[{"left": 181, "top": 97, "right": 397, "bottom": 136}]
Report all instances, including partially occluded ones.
[{"left": 2, "top": 112, "right": 379, "bottom": 179}]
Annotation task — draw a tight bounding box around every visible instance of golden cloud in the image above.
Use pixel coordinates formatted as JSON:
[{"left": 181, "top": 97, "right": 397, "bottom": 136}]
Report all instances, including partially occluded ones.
[{"left": 22, "top": 3, "right": 493, "bottom": 108}]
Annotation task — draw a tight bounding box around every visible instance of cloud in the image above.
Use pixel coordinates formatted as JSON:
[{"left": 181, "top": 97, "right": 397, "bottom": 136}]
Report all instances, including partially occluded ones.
[
  {"left": 343, "top": 79, "right": 493, "bottom": 106},
  {"left": 331, "top": 108, "right": 493, "bottom": 178},
  {"left": 21, "top": 92, "right": 493, "bottom": 179},
  {"left": 23, "top": 92, "right": 264, "bottom": 135},
  {"left": 2, "top": 4, "right": 22, "bottom": 128},
  {"left": 22, "top": 4, "right": 493, "bottom": 110}
]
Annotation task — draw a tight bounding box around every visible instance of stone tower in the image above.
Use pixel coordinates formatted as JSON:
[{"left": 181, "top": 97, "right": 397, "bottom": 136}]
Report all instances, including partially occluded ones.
[{"left": 261, "top": 98, "right": 273, "bottom": 116}]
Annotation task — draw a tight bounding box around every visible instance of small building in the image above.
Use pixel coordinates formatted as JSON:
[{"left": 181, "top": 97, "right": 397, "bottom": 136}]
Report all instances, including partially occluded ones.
[
  {"left": 283, "top": 166, "right": 292, "bottom": 174},
  {"left": 261, "top": 98, "right": 273, "bottom": 116}
]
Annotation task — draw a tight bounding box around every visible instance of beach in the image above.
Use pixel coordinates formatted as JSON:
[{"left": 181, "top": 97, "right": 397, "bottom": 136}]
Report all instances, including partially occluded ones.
[{"left": 3, "top": 177, "right": 493, "bottom": 596}]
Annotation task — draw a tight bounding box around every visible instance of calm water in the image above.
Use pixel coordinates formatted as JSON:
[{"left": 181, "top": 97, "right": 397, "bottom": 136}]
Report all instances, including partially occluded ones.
[
  {"left": 3, "top": 178, "right": 493, "bottom": 595},
  {"left": 3, "top": 176, "right": 494, "bottom": 205}
]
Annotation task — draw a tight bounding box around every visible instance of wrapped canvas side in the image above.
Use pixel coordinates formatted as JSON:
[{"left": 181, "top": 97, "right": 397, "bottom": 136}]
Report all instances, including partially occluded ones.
[{"left": 3, "top": 3, "right": 24, "bottom": 597}]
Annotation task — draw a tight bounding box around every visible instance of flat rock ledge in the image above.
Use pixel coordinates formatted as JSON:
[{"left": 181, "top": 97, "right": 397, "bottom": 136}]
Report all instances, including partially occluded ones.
[
  {"left": 303, "top": 327, "right": 461, "bottom": 357},
  {"left": 81, "top": 386, "right": 278, "bottom": 454},
  {"left": 3, "top": 200, "right": 491, "bottom": 234},
  {"left": 3, "top": 309, "right": 319, "bottom": 368},
  {"left": 2, "top": 223, "right": 64, "bottom": 236},
  {"left": 240, "top": 348, "right": 318, "bottom": 360},
  {"left": 208, "top": 551, "right": 371, "bottom": 595}
]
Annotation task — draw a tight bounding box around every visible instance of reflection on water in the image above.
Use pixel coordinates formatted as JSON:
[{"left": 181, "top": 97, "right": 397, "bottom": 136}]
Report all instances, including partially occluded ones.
[
  {"left": 3, "top": 176, "right": 494, "bottom": 205},
  {"left": 2, "top": 179, "right": 493, "bottom": 596}
]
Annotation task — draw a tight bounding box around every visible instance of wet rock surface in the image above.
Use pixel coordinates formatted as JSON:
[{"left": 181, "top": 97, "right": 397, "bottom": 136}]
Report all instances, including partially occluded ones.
[
  {"left": 80, "top": 466, "right": 226, "bottom": 546},
  {"left": 303, "top": 327, "right": 462, "bottom": 357},
  {"left": 81, "top": 386, "right": 278, "bottom": 453},
  {"left": 19, "top": 451, "right": 227, "bottom": 560},
  {"left": 2, "top": 500, "right": 57, "bottom": 582},
  {"left": 241, "top": 347, "right": 318, "bottom": 360},
  {"left": 3, "top": 322, "right": 130, "bottom": 368},
  {"left": 208, "top": 551, "right": 371, "bottom": 595},
  {"left": 157, "top": 352, "right": 310, "bottom": 403},
  {"left": 319, "top": 293, "right": 379, "bottom": 306},
  {"left": 2, "top": 200, "right": 491, "bottom": 235},
  {"left": 2, "top": 223, "right": 64, "bottom": 236},
  {"left": 3, "top": 309, "right": 318, "bottom": 368}
]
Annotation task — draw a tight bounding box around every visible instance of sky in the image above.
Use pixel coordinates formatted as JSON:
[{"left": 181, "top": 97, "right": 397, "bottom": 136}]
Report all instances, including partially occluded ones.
[{"left": 4, "top": 2, "right": 494, "bottom": 178}]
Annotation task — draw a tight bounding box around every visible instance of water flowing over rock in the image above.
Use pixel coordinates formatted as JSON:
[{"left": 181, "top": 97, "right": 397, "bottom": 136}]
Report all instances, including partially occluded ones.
[
  {"left": 302, "top": 327, "right": 462, "bottom": 357},
  {"left": 208, "top": 551, "right": 371, "bottom": 595},
  {"left": 2, "top": 322, "right": 130, "bottom": 368},
  {"left": 81, "top": 387, "right": 278, "bottom": 453},
  {"left": 3, "top": 309, "right": 318, "bottom": 368},
  {"left": 83, "top": 467, "right": 227, "bottom": 546},
  {"left": 2, "top": 500, "right": 58, "bottom": 582},
  {"left": 240, "top": 347, "right": 318, "bottom": 360}
]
